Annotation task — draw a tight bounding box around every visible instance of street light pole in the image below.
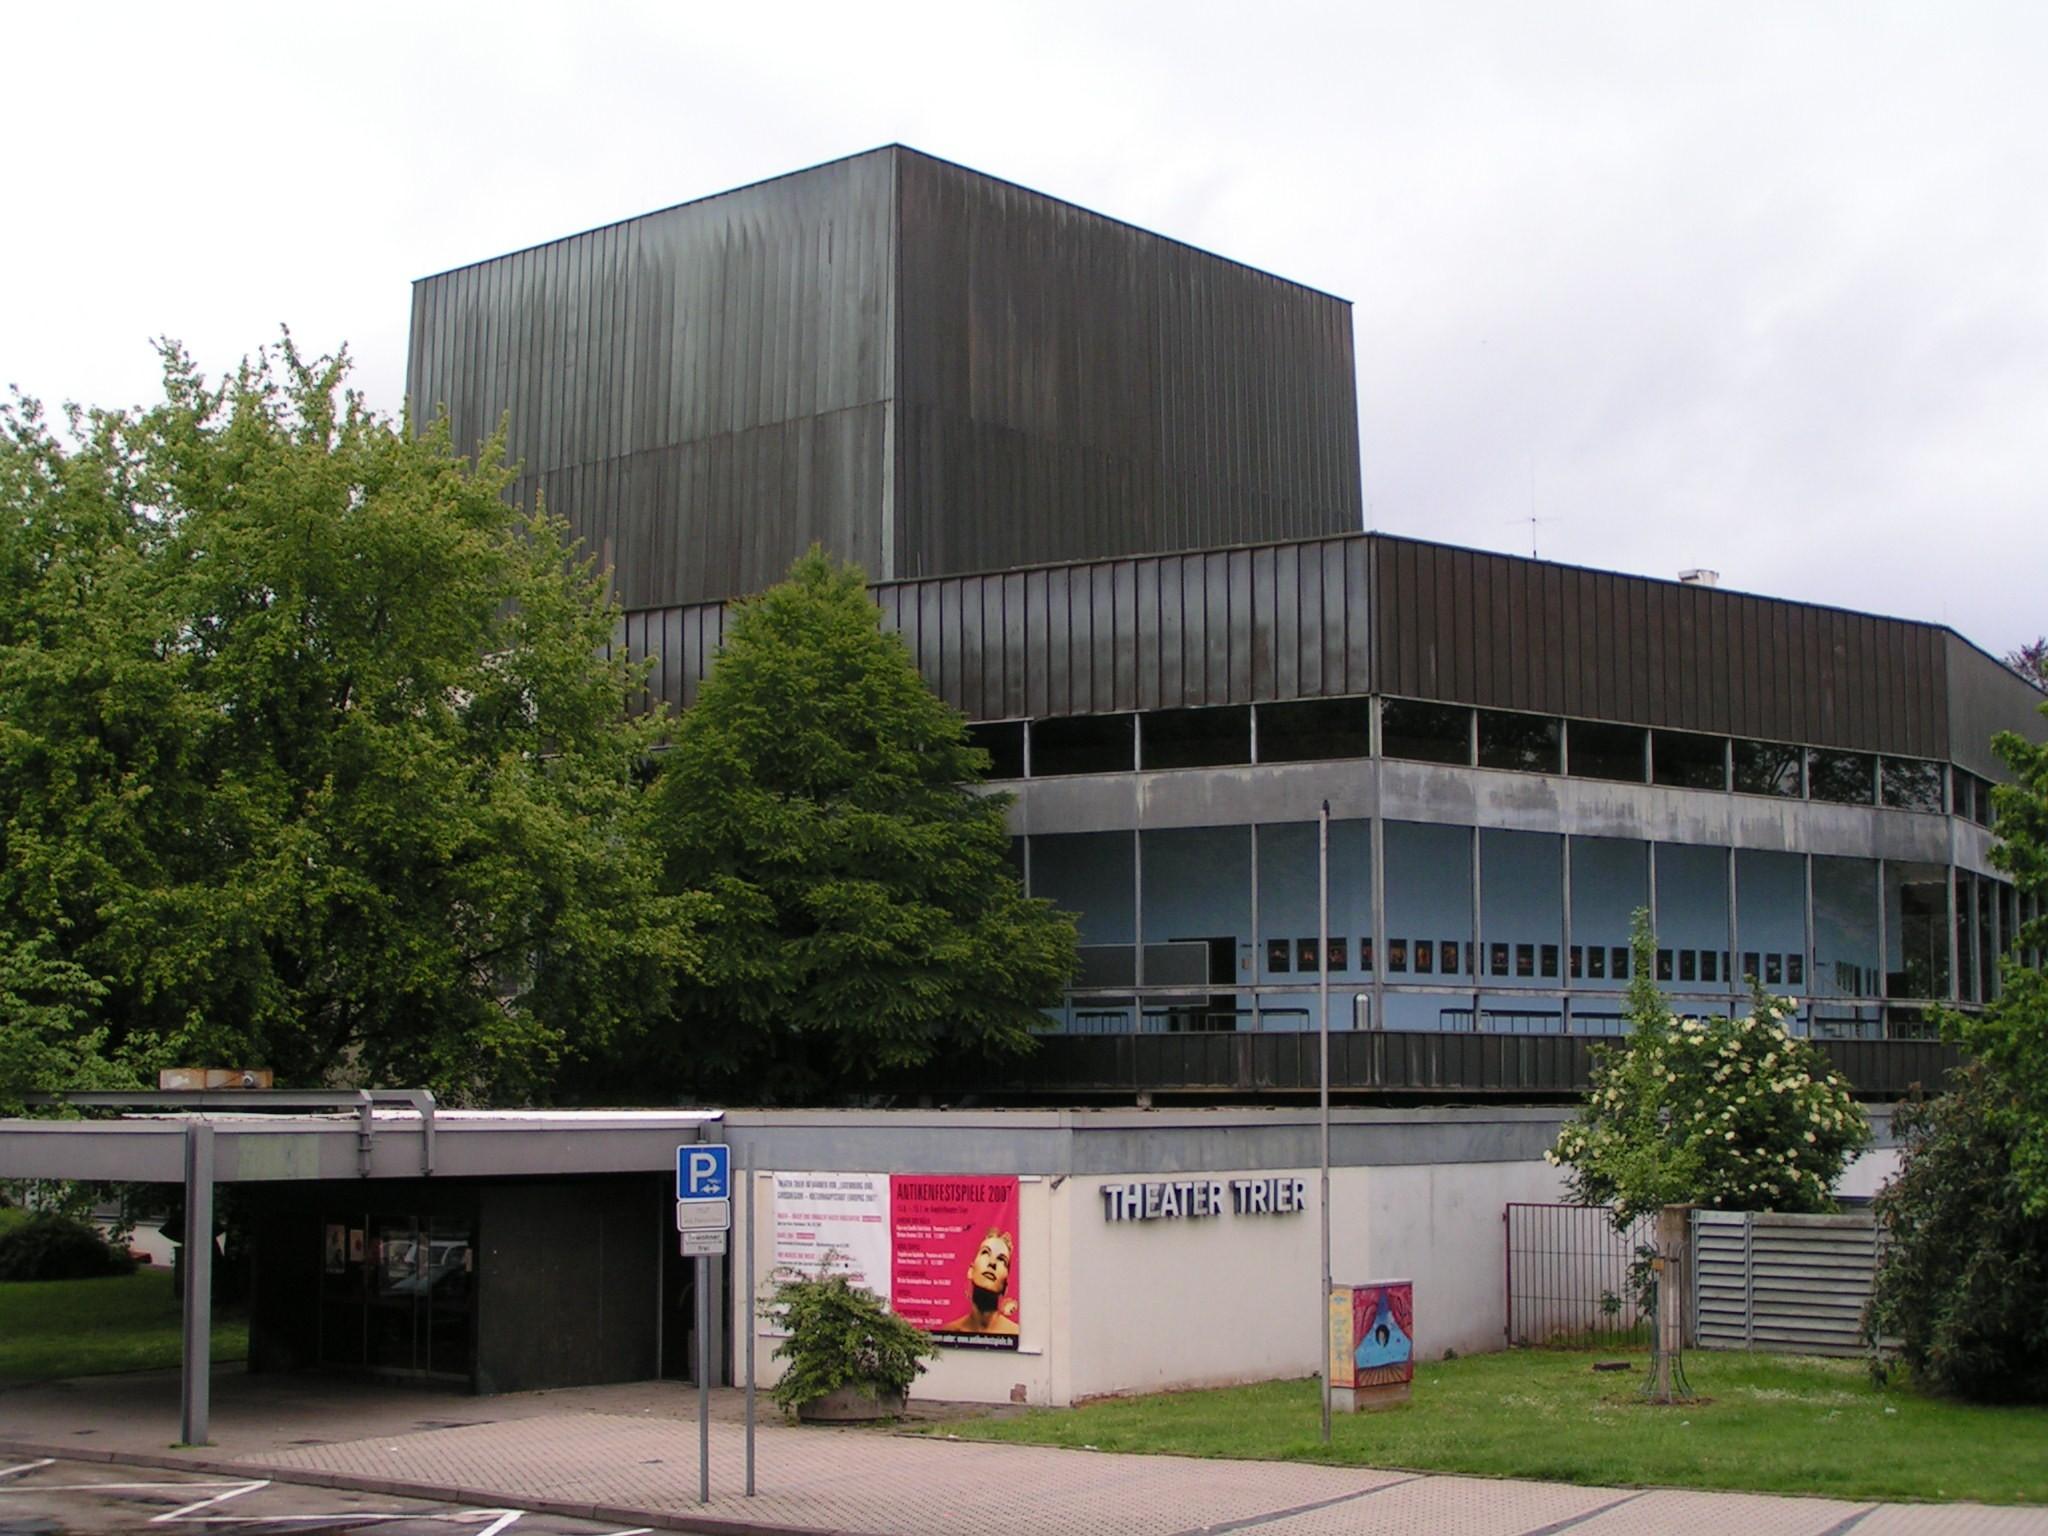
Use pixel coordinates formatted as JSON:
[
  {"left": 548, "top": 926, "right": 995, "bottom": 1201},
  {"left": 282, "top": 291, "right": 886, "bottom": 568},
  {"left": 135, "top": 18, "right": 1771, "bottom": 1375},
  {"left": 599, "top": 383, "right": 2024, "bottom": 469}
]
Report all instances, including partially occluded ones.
[{"left": 1318, "top": 799, "right": 1332, "bottom": 1445}]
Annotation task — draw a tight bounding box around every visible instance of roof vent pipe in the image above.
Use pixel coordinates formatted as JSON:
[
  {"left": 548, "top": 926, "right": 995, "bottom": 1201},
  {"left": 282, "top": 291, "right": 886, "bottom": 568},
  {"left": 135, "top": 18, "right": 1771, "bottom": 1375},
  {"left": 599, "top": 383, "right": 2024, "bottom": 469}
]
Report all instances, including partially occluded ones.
[{"left": 1678, "top": 568, "right": 1720, "bottom": 587}]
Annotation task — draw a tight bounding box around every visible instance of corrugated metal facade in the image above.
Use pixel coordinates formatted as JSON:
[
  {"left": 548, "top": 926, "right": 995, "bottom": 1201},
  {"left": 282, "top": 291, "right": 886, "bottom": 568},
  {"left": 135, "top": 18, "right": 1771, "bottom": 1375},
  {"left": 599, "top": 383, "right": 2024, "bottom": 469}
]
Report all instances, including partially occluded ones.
[
  {"left": 409, "top": 147, "right": 1360, "bottom": 610},
  {"left": 1372, "top": 536, "right": 1952, "bottom": 758},
  {"left": 624, "top": 535, "right": 1371, "bottom": 718},
  {"left": 892, "top": 151, "right": 1361, "bottom": 577},
  {"left": 408, "top": 152, "right": 899, "bottom": 610},
  {"left": 619, "top": 532, "right": 2025, "bottom": 766}
]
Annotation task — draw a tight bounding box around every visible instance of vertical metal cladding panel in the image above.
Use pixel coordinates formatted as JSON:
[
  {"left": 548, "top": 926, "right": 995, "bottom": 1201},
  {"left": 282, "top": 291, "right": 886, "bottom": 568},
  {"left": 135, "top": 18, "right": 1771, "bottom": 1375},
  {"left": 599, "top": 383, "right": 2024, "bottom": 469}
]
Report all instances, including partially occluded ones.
[
  {"left": 408, "top": 150, "right": 897, "bottom": 610},
  {"left": 1367, "top": 535, "right": 1953, "bottom": 754},
  {"left": 891, "top": 149, "right": 1360, "bottom": 580},
  {"left": 1946, "top": 632, "right": 2044, "bottom": 779}
]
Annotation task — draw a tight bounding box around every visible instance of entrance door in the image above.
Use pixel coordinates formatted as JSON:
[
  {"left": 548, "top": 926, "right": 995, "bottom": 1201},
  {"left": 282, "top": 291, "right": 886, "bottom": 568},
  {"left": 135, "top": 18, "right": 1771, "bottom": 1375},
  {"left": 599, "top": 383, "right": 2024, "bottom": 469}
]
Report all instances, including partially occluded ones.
[{"left": 318, "top": 1208, "right": 474, "bottom": 1381}]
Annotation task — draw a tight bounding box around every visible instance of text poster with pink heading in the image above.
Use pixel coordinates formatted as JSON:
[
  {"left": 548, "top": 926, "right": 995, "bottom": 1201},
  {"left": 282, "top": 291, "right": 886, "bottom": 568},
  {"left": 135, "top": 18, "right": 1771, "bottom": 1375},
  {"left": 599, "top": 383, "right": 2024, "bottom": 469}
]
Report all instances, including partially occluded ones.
[{"left": 888, "top": 1175, "right": 1020, "bottom": 1350}]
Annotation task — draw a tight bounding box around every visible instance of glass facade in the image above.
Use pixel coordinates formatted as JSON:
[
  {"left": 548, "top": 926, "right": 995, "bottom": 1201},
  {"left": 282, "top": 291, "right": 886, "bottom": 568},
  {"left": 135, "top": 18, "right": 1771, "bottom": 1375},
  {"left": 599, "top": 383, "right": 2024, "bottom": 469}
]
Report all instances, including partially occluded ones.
[{"left": 1008, "top": 697, "right": 2010, "bottom": 1041}]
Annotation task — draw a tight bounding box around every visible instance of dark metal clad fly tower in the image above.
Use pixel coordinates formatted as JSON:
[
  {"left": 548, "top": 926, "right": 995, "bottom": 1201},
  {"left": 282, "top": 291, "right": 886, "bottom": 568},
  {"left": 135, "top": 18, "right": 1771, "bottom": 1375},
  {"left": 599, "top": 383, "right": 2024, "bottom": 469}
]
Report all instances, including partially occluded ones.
[{"left": 407, "top": 146, "right": 1363, "bottom": 610}]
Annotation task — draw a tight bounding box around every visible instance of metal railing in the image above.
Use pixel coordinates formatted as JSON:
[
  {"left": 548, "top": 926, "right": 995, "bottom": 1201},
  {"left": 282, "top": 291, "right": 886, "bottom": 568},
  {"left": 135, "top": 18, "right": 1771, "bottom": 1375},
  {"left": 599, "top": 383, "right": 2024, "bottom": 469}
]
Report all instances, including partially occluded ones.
[{"left": 1505, "top": 1202, "right": 1656, "bottom": 1348}]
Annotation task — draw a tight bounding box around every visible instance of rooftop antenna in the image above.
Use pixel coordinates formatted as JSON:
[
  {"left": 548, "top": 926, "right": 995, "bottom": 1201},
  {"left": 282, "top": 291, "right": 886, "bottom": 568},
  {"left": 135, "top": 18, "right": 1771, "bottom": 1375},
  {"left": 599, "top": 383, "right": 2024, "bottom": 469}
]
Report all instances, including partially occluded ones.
[
  {"left": 1508, "top": 513, "right": 1560, "bottom": 559},
  {"left": 1513, "top": 455, "right": 1559, "bottom": 557}
]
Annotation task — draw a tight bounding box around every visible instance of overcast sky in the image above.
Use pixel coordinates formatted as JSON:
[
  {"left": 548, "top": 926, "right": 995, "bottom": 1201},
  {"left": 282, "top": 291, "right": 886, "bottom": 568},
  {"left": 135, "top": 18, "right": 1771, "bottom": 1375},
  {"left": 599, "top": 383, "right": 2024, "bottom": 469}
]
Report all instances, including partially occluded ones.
[{"left": 6, "top": 1, "right": 2042, "bottom": 658}]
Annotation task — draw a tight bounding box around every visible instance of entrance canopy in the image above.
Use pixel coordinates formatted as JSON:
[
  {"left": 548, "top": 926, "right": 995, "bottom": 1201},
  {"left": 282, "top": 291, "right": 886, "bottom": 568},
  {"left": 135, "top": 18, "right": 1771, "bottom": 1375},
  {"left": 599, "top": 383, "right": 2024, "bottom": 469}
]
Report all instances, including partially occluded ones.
[{"left": 0, "top": 1100, "right": 724, "bottom": 1444}]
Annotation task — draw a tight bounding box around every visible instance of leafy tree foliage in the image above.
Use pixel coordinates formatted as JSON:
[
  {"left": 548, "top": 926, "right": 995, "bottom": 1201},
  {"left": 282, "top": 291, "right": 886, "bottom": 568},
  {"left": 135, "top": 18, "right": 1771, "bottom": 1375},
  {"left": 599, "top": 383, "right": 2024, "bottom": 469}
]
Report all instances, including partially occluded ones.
[
  {"left": 0, "top": 338, "right": 689, "bottom": 1106},
  {"left": 1867, "top": 1066, "right": 2048, "bottom": 1402},
  {"left": 2006, "top": 638, "right": 2048, "bottom": 691},
  {"left": 1948, "top": 718, "right": 2048, "bottom": 1214},
  {"left": 1550, "top": 913, "right": 1868, "bottom": 1221},
  {"left": 639, "top": 550, "right": 1076, "bottom": 1102}
]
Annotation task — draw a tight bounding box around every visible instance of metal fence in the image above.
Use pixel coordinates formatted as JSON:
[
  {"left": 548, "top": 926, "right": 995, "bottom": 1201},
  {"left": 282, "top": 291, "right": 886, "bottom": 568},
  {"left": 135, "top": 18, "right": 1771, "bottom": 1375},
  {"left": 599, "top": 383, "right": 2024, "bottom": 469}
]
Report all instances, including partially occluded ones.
[
  {"left": 1504, "top": 1203, "right": 1656, "bottom": 1348},
  {"left": 1691, "top": 1209, "right": 1881, "bottom": 1356}
]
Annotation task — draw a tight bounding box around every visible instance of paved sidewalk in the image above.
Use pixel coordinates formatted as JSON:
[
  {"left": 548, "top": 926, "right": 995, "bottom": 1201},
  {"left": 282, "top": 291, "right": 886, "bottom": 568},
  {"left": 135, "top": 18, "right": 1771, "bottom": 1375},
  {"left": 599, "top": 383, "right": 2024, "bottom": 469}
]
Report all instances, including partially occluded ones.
[{"left": 2, "top": 1369, "right": 2043, "bottom": 1535}]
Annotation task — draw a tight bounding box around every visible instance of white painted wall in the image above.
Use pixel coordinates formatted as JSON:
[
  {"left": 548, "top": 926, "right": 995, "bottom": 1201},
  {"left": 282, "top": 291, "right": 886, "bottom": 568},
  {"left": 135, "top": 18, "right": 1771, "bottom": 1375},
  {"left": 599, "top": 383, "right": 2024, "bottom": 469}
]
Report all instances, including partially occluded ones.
[
  {"left": 726, "top": 1143, "right": 1881, "bottom": 1408},
  {"left": 1063, "top": 1172, "right": 1323, "bottom": 1403},
  {"left": 1335, "top": 1159, "right": 1572, "bottom": 1360},
  {"left": 1834, "top": 1145, "right": 1900, "bottom": 1200}
]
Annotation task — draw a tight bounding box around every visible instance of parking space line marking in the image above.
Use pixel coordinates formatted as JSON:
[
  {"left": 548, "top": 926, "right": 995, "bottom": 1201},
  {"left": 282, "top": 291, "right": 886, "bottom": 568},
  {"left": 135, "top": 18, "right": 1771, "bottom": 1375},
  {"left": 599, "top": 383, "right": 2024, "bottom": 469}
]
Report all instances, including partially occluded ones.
[
  {"left": 154, "top": 1480, "right": 271, "bottom": 1521},
  {"left": 0, "top": 1460, "right": 55, "bottom": 1481}
]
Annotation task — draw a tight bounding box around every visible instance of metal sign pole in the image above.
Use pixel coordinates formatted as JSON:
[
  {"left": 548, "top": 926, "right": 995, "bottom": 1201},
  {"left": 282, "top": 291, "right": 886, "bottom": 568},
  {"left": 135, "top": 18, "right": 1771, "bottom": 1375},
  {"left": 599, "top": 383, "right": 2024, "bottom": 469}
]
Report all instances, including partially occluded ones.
[
  {"left": 697, "top": 1251, "right": 711, "bottom": 1503},
  {"left": 1319, "top": 799, "right": 1333, "bottom": 1445},
  {"left": 744, "top": 1145, "right": 757, "bottom": 1497}
]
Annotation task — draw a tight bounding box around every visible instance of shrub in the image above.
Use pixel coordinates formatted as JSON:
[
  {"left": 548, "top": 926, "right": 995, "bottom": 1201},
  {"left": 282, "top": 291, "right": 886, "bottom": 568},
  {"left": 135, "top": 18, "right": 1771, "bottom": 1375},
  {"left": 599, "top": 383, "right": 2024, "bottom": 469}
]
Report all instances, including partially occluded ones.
[
  {"left": 1550, "top": 913, "right": 1867, "bottom": 1221},
  {"left": 0, "top": 1212, "right": 138, "bottom": 1281},
  {"left": 1867, "top": 1067, "right": 2048, "bottom": 1402},
  {"left": 765, "top": 1269, "right": 936, "bottom": 1416}
]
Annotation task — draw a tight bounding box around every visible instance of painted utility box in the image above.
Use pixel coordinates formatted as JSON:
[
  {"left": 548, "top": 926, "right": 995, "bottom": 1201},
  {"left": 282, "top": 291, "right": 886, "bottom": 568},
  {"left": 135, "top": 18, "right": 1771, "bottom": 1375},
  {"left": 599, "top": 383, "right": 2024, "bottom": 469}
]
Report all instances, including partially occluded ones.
[{"left": 1329, "top": 1279, "right": 1414, "bottom": 1411}]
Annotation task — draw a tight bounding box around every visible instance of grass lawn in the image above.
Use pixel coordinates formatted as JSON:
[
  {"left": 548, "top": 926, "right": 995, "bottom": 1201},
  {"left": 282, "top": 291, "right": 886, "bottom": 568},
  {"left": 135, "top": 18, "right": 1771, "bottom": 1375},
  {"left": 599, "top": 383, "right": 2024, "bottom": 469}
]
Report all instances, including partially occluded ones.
[
  {"left": 0, "top": 1268, "right": 247, "bottom": 1384},
  {"left": 929, "top": 1349, "right": 2048, "bottom": 1505}
]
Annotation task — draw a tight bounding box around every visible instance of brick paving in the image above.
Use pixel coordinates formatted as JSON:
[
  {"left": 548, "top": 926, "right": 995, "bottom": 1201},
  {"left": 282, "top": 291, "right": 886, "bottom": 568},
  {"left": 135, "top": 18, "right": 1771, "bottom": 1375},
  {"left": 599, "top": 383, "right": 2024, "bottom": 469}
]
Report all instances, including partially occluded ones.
[{"left": 1, "top": 1369, "right": 2042, "bottom": 1535}]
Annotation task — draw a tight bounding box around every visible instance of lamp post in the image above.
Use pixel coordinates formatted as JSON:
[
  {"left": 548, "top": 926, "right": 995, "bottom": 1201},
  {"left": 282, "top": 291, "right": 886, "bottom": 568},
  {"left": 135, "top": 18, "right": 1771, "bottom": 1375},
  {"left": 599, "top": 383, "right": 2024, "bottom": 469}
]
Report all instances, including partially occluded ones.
[{"left": 1319, "top": 799, "right": 1332, "bottom": 1444}]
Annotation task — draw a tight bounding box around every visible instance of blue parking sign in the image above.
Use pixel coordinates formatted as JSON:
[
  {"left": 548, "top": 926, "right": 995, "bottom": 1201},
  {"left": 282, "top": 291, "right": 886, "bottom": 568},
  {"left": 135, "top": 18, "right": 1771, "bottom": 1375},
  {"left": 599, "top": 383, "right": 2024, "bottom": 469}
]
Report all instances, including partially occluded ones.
[{"left": 677, "top": 1144, "right": 730, "bottom": 1201}]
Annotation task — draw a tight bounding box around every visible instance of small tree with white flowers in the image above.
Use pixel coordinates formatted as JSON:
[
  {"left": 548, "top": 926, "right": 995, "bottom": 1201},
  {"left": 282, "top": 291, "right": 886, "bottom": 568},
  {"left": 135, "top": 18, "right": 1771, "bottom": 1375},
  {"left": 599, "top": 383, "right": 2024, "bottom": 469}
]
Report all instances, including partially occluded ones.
[{"left": 1549, "top": 912, "right": 1869, "bottom": 1222}]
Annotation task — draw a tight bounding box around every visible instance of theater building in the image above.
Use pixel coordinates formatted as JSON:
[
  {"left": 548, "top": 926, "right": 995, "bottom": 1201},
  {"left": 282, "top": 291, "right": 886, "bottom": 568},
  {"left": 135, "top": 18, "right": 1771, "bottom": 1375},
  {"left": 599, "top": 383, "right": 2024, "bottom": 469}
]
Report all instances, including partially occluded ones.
[
  {"left": 2, "top": 148, "right": 2037, "bottom": 1431},
  {"left": 408, "top": 145, "right": 2046, "bottom": 1098}
]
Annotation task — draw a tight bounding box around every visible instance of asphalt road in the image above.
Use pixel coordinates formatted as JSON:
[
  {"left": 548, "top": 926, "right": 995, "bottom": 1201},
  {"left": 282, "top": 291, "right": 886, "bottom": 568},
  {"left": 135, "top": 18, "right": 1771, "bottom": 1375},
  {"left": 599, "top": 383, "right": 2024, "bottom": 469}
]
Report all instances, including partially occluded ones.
[{"left": 0, "top": 1456, "right": 651, "bottom": 1536}]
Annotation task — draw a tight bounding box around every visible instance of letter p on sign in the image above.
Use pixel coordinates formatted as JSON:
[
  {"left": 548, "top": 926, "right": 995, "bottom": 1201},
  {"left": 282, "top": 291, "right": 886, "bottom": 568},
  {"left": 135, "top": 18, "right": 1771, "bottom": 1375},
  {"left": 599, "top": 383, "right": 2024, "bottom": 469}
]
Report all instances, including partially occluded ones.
[{"left": 677, "top": 1144, "right": 730, "bottom": 1201}]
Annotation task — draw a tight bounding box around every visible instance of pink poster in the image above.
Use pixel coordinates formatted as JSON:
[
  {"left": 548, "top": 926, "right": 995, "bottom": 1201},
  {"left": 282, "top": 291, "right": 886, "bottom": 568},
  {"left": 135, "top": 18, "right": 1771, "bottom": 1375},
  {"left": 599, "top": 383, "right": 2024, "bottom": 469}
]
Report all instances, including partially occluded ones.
[{"left": 889, "top": 1175, "right": 1020, "bottom": 1350}]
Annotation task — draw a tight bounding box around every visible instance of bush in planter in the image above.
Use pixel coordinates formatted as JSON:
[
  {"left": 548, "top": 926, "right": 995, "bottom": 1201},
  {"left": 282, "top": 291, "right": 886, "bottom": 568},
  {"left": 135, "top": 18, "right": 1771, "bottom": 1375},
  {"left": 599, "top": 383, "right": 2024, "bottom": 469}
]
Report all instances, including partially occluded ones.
[
  {"left": 766, "top": 1269, "right": 936, "bottom": 1418},
  {"left": 0, "top": 1212, "right": 138, "bottom": 1281}
]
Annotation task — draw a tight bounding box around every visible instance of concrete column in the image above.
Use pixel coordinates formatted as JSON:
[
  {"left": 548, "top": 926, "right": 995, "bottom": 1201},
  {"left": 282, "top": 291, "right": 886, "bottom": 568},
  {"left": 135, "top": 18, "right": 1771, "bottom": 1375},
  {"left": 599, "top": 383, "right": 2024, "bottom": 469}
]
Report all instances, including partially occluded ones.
[{"left": 180, "top": 1121, "right": 215, "bottom": 1445}]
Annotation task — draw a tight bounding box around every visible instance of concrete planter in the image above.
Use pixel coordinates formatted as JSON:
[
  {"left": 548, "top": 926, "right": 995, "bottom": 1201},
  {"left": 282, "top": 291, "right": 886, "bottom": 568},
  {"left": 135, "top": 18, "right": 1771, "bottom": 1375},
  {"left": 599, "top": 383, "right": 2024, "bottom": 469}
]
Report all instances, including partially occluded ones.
[{"left": 795, "top": 1384, "right": 906, "bottom": 1423}]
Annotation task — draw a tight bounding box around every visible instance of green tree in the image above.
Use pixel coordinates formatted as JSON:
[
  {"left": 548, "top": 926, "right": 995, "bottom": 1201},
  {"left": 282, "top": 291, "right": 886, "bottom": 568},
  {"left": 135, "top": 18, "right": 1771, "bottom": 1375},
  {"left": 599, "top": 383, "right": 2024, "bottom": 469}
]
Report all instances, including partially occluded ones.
[
  {"left": 638, "top": 550, "right": 1076, "bottom": 1102},
  {"left": 0, "top": 338, "right": 691, "bottom": 1106},
  {"left": 2006, "top": 639, "right": 2048, "bottom": 691},
  {"left": 1867, "top": 1065, "right": 2048, "bottom": 1402},
  {"left": 1948, "top": 719, "right": 2048, "bottom": 1214},
  {"left": 1549, "top": 912, "right": 1868, "bottom": 1221}
]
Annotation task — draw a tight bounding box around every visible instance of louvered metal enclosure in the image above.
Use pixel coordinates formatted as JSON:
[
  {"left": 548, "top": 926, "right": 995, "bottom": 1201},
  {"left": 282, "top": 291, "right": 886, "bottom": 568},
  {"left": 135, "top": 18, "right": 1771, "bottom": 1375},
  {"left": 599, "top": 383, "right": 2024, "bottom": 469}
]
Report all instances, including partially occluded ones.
[{"left": 1690, "top": 1209, "right": 1883, "bottom": 1356}]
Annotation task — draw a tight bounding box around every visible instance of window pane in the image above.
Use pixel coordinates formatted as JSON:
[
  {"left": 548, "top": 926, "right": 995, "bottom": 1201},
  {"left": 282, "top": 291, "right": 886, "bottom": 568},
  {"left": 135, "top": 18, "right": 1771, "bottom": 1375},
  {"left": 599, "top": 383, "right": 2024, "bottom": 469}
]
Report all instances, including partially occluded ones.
[
  {"left": 1807, "top": 749, "right": 1875, "bottom": 804},
  {"left": 1379, "top": 699, "right": 1470, "bottom": 765},
  {"left": 1736, "top": 850, "right": 1806, "bottom": 995},
  {"left": 1031, "top": 714, "right": 1134, "bottom": 776},
  {"left": 1568, "top": 720, "right": 1646, "bottom": 782},
  {"left": 1813, "top": 856, "right": 1879, "bottom": 997},
  {"left": 1656, "top": 843, "right": 1732, "bottom": 993},
  {"left": 1884, "top": 860, "right": 1950, "bottom": 999},
  {"left": 1733, "top": 740, "right": 1802, "bottom": 797},
  {"left": 1142, "top": 705, "right": 1250, "bottom": 770},
  {"left": 1653, "top": 731, "right": 1726, "bottom": 790},
  {"left": 1880, "top": 757, "right": 1945, "bottom": 813},
  {"left": 1257, "top": 698, "right": 1370, "bottom": 764},
  {"left": 1385, "top": 821, "right": 1472, "bottom": 981},
  {"left": 1137, "top": 827, "right": 1249, "bottom": 1024},
  {"left": 968, "top": 721, "right": 1025, "bottom": 780},
  {"left": 1031, "top": 833, "right": 1135, "bottom": 990},
  {"left": 1481, "top": 830, "right": 1561, "bottom": 989},
  {"left": 1476, "top": 711, "right": 1560, "bottom": 773},
  {"left": 1570, "top": 837, "right": 1647, "bottom": 989},
  {"left": 1257, "top": 821, "right": 1371, "bottom": 981}
]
